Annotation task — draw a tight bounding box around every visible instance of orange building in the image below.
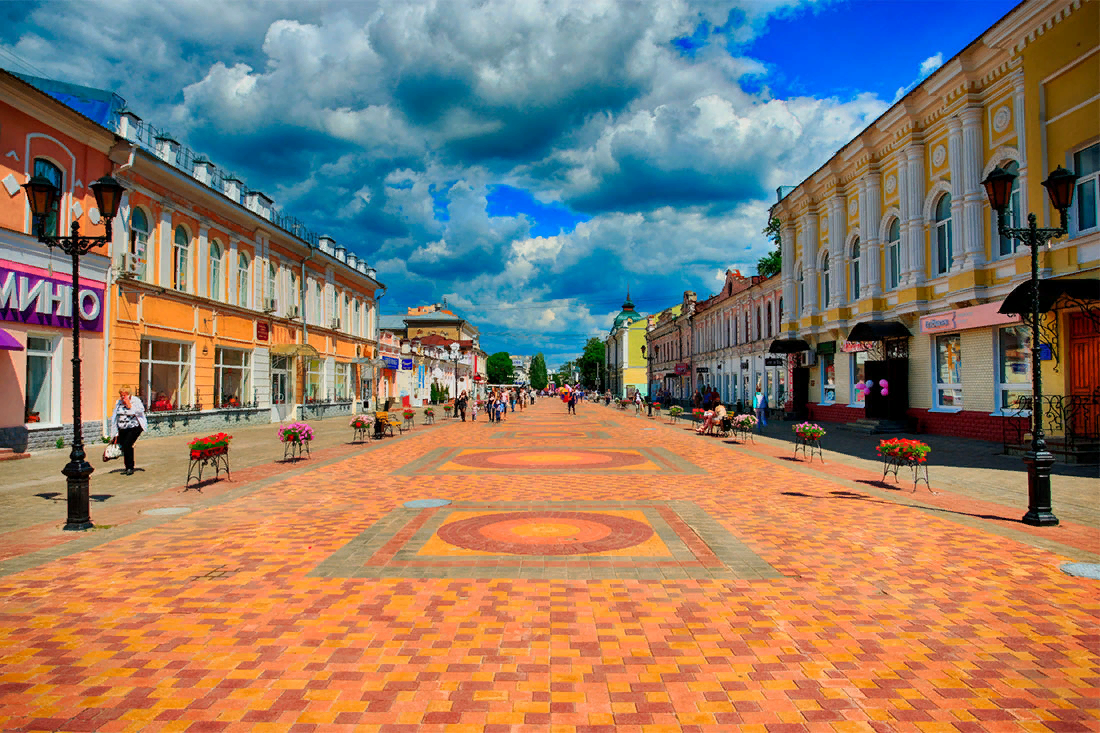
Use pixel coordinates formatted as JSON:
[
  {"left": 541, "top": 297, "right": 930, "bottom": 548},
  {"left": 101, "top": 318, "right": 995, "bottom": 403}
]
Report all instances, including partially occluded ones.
[{"left": 1, "top": 70, "right": 385, "bottom": 447}]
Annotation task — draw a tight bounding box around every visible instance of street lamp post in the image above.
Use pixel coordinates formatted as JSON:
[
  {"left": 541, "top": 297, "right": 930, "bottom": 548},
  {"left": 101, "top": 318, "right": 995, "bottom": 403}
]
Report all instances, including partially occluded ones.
[
  {"left": 23, "top": 174, "right": 125, "bottom": 531},
  {"left": 449, "top": 342, "right": 461, "bottom": 417},
  {"left": 981, "top": 164, "right": 1077, "bottom": 527}
]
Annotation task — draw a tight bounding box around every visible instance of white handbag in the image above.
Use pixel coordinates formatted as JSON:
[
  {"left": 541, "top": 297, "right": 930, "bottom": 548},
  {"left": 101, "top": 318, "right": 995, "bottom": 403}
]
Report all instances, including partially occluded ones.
[{"left": 103, "top": 440, "right": 122, "bottom": 462}]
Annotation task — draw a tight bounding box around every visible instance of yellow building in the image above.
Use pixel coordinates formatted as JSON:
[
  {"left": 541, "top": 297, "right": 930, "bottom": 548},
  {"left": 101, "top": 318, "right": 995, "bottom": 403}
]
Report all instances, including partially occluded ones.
[
  {"left": 604, "top": 292, "right": 649, "bottom": 398},
  {"left": 770, "top": 0, "right": 1099, "bottom": 451}
]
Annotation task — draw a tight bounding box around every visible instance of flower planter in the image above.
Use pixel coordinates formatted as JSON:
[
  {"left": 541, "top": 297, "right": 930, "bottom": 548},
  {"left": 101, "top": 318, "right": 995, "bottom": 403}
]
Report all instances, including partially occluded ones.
[
  {"left": 349, "top": 416, "right": 372, "bottom": 443},
  {"left": 878, "top": 439, "right": 933, "bottom": 492},
  {"left": 186, "top": 433, "right": 232, "bottom": 488},
  {"left": 792, "top": 423, "right": 826, "bottom": 463},
  {"left": 278, "top": 422, "right": 314, "bottom": 461}
]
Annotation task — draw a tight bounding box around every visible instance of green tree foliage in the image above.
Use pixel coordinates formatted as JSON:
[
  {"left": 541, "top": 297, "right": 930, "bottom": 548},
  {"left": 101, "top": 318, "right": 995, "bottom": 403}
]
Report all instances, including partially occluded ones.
[
  {"left": 555, "top": 360, "right": 576, "bottom": 386},
  {"left": 430, "top": 382, "right": 440, "bottom": 403},
  {"left": 486, "top": 352, "right": 515, "bottom": 385},
  {"left": 529, "top": 353, "right": 549, "bottom": 390},
  {"left": 577, "top": 337, "right": 605, "bottom": 389},
  {"left": 757, "top": 217, "right": 781, "bottom": 278}
]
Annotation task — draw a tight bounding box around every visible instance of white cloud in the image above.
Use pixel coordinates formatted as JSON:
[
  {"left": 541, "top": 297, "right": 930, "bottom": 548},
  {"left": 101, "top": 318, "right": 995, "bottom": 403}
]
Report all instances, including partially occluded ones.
[{"left": 919, "top": 52, "right": 944, "bottom": 77}]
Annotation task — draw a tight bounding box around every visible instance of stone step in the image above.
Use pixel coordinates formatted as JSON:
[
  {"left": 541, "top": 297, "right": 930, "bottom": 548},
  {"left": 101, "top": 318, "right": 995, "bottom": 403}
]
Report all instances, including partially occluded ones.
[
  {"left": 0, "top": 448, "right": 31, "bottom": 462},
  {"left": 842, "top": 419, "right": 908, "bottom": 435}
]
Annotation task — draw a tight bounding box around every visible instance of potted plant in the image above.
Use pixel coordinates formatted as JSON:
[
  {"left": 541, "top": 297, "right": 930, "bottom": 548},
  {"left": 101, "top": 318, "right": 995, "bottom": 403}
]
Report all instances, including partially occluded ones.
[
  {"left": 691, "top": 407, "right": 705, "bottom": 422},
  {"left": 877, "top": 438, "right": 933, "bottom": 491},
  {"left": 667, "top": 406, "right": 684, "bottom": 422},
  {"left": 423, "top": 406, "right": 435, "bottom": 418},
  {"left": 793, "top": 422, "right": 826, "bottom": 441},
  {"left": 732, "top": 413, "right": 758, "bottom": 431},
  {"left": 278, "top": 421, "right": 314, "bottom": 459},
  {"left": 188, "top": 432, "right": 233, "bottom": 461}
]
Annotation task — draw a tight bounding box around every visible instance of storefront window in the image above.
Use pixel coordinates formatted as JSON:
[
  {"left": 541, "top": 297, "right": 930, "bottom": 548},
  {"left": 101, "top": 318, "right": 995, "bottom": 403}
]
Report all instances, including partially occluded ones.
[
  {"left": 25, "top": 336, "right": 54, "bottom": 424},
  {"left": 851, "top": 351, "right": 868, "bottom": 405},
  {"left": 821, "top": 353, "right": 835, "bottom": 404},
  {"left": 214, "top": 347, "right": 251, "bottom": 407},
  {"left": 935, "top": 334, "right": 962, "bottom": 408},
  {"left": 998, "top": 326, "right": 1031, "bottom": 411},
  {"left": 335, "top": 362, "right": 350, "bottom": 400},
  {"left": 139, "top": 339, "right": 192, "bottom": 410},
  {"left": 305, "top": 358, "right": 323, "bottom": 401},
  {"left": 778, "top": 370, "right": 786, "bottom": 407}
]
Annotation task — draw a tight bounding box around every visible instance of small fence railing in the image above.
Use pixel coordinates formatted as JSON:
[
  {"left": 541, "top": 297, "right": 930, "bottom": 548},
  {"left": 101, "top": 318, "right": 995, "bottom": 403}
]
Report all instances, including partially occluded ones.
[{"left": 1002, "top": 394, "right": 1100, "bottom": 459}]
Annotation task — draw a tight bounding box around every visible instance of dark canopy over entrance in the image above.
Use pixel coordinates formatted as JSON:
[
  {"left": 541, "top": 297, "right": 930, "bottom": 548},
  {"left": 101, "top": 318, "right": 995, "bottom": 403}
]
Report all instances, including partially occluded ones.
[
  {"left": 767, "top": 338, "right": 810, "bottom": 353},
  {"left": 847, "top": 321, "right": 911, "bottom": 342},
  {"left": 998, "top": 278, "right": 1100, "bottom": 315}
]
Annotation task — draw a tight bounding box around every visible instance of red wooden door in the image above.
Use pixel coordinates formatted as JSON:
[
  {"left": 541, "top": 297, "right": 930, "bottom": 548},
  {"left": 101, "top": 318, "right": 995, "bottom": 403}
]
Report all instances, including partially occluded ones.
[{"left": 1067, "top": 312, "right": 1100, "bottom": 438}]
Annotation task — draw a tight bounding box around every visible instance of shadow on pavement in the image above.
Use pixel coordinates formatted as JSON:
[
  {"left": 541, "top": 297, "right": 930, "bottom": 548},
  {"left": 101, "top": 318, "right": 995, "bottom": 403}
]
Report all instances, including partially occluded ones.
[{"left": 780, "top": 487, "right": 1021, "bottom": 524}]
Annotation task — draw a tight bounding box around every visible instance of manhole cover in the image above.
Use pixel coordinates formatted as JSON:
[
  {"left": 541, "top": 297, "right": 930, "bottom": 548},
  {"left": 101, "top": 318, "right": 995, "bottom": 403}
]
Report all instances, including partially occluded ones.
[
  {"left": 404, "top": 499, "right": 451, "bottom": 509},
  {"left": 1061, "top": 562, "right": 1100, "bottom": 579},
  {"left": 143, "top": 507, "right": 191, "bottom": 516}
]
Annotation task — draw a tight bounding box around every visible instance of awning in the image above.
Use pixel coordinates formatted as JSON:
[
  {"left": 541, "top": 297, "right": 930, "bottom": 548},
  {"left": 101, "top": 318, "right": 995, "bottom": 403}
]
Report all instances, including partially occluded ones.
[
  {"left": 767, "top": 338, "right": 809, "bottom": 354},
  {"left": 663, "top": 372, "right": 681, "bottom": 379},
  {"left": 270, "top": 343, "right": 321, "bottom": 358},
  {"left": 999, "top": 278, "right": 1100, "bottom": 315},
  {"left": 847, "top": 321, "right": 911, "bottom": 341},
  {"left": 0, "top": 328, "right": 23, "bottom": 351}
]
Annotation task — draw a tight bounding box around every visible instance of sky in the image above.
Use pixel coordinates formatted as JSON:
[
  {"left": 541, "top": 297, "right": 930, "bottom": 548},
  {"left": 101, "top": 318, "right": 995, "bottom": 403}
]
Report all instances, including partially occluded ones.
[{"left": 1, "top": 0, "right": 1020, "bottom": 368}]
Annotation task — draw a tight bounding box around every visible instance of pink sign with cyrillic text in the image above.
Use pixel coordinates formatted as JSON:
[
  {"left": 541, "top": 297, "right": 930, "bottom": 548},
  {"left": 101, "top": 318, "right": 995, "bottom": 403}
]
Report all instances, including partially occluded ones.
[{"left": 919, "top": 302, "right": 1020, "bottom": 334}]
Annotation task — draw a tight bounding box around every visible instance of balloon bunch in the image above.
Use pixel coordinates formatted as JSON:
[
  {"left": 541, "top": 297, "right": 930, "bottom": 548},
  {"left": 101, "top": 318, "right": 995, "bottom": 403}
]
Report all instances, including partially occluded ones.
[{"left": 854, "top": 378, "right": 889, "bottom": 397}]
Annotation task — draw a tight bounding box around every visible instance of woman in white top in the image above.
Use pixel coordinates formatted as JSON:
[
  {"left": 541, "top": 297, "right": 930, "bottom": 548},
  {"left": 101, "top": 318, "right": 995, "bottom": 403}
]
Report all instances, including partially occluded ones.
[{"left": 110, "top": 386, "right": 147, "bottom": 475}]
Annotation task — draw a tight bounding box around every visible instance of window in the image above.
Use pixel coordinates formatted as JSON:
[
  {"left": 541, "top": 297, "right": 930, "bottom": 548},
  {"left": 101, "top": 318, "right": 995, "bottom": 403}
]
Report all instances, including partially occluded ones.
[
  {"left": 139, "top": 339, "right": 192, "bottom": 410},
  {"left": 353, "top": 300, "right": 361, "bottom": 337},
  {"left": 755, "top": 307, "right": 761, "bottom": 340},
  {"left": 851, "top": 351, "right": 868, "bottom": 406},
  {"left": 820, "top": 352, "right": 835, "bottom": 404},
  {"left": 290, "top": 273, "right": 300, "bottom": 316},
  {"left": 934, "top": 194, "right": 953, "bottom": 275},
  {"left": 208, "top": 241, "right": 223, "bottom": 301},
  {"left": 312, "top": 282, "right": 322, "bottom": 324},
  {"left": 31, "top": 159, "right": 63, "bottom": 237},
  {"left": 25, "top": 336, "right": 55, "bottom": 424},
  {"left": 778, "top": 297, "right": 783, "bottom": 323},
  {"left": 129, "top": 208, "right": 150, "bottom": 278},
  {"left": 305, "top": 358, "right": 323, "bottom": 400},
  {"left": 819, "top": 254, "right": 830, "bottom": 308},
  {"left": 265, "top": 263, "right": 277, "bottom": 308},
  {"left": 766, "top": 303, "right": 773, "bottom": 338},
  {"left": 332, "top": 362, "right": 347, "bottom": 399},
  {"left": 886, "top": 219, "right": 901, "bottom": 290},
  {"left": 172, "top": 225, "right": 190, "bottom": 291},
  {"left": 935, "top": 334, "right": 962, "bottom": 408},
  {"left": 995, "top": 162, "right": 1022, "bottom": 257},
  {"left": 214, "top": 347, "right": 251, "bottom": 407},
  {"left": 236, "top": 253, "right": 250, "bottom": 308},
  {"left": 1073, "top": 143, "right": 1099, "bottom": 234},
  {"left": 849, "top": 238, "right": 860, "bottom": 302},
  {"left": 798, "top": 268, "right": 804, "bottom": 312},
  {"left": 998, "top": 326, "right": 1031, "bottom": 411}
]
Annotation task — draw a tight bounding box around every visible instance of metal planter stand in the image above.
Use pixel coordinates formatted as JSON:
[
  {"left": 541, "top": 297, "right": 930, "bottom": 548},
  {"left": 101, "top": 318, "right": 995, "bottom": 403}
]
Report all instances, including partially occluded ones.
[
  {"left": 186, "top": 447, "right": 231, "bottom": 489},
  {"left": 794, "top": 436, "right": 824, "bottom": 463},
  {"left": 283, "top": 439, "right": 311, "bottom": 461},
  {"left": 881, "top": 454, "right": 932, "bottom": 492}
]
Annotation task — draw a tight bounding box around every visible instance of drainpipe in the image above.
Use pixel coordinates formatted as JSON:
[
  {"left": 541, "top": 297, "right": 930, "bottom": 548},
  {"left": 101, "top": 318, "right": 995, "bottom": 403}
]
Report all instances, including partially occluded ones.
[
  {"left": 298, "top": 245, "right": 315, "bottom": 415},
  {"left": 373, "top": 286, "right": 386, "bottom": 410},
  {"left": 102, "top": 144, "right": 136, "bottom": 438}
]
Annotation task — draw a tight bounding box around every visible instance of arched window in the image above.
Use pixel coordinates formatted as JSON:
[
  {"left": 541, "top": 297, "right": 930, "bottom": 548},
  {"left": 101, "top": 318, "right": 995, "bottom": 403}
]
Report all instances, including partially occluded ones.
[
  {"left": 31, "top": 158, "right": 63, "bottom": 237},
  {"left": 778, "top": 297, "right": 784, "bottom": 322},
  {"left": 208, "top": 240, "right": 223, "bottom": 301},
  {"left": 819, "top": 254, "right": 830, "bottom": 309},
  {"left": 849, "top": 238, "right": 860, "bottom": 302},
  {"left": 934, "top": 193, "right": 953, "bottom": 274},
  {"left": 290, "top": 273, "right": 300, "bottom": 316},
  {"left": 172, "top": 225, "right": 190, "bottom": 291},
  {"left": 313, "top": 281, "right": 322, "bottom": 324},
  {"left": 129, "top": 208, "right": 150, "bottom": 279},
  {"left": 766, "top": 302, "right": 773, "bottom": 338},
  {"left": 798, "top": 268, "right": 804, "bottom": 313},
  {"left": 755, "top": 307, "right": 761, "bottom": 339},
  {"left": 996, "top": 161, "right": 1021, "bottom": 257},
  {"left": 353, "top": 300, "right": 361, "bottom": 336},
  {"left": 236, "top": 253, "right": 250, "bottom": 308},
  {"left": 887, "top": 219, "right": 901, "bottom": 290},
  {"left": 265, "top": 263, "right": 277, "bottom": 308}
]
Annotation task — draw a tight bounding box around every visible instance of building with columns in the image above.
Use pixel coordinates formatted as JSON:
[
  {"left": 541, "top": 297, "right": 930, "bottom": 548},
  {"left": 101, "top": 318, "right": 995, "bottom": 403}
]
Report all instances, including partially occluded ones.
[
  {"left": 604, "top": 291, "right": 649, "bottom": 398},
  {"left": 770, "top": 0, "right": 1098, "bottom": 442}
]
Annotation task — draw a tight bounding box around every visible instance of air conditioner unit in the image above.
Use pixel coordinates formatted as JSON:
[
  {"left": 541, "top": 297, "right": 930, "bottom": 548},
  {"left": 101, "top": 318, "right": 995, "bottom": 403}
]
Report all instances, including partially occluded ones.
[
  {"left": 802, "top": 350, "right": 817, "bottom": 367},
  {"left": 330, "top": 317, "right": 341, "bottom": 330},
  {"left": 119, "top": 253, "right": 144, "bottom": 278},
  {"left": 262, "top": 297, "right": 277, "bottom": 313},
  {"left": 287, "top": 305, "right": 300, "bottom": 318}
]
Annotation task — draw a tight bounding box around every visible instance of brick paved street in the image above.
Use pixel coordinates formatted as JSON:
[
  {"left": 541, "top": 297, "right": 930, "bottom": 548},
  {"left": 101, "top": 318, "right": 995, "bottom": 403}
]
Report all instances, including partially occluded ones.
[{"left": 0, "top": 399, "right": 1097, "bottom": 732}]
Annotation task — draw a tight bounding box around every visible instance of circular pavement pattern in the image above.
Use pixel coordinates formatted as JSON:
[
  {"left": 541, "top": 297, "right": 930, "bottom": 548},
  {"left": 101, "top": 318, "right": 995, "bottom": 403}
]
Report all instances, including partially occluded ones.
[
  {"left": 436, "top": 511, "right": 655, "bottom": 555},
  {"left": 449, "top": 449, "right": 645, "bottom": 470},
  {"left": 404, "top": 499, "right": 452, "bottom": 509}
]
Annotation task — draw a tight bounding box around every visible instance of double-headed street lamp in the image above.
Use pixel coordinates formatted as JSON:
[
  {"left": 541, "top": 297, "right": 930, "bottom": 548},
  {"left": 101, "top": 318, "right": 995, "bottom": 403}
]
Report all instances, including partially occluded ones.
[
  {"left": 449, "top": 342, "right": 461, "bottom": 417},
  {"left": 23, "top": 174, "right": 125, "bottom": 531},
  {"left": 981, "top": 164, "right": 1077, "bottom": 527}
]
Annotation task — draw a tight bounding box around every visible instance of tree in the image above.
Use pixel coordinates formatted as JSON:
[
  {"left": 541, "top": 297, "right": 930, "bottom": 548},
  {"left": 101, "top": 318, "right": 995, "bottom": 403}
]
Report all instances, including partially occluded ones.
[
  {"left": 555, "top": 360, "right": 576, "bottom": 386},
  {"left": 486, "top": 352, "right": 515, "bottom": 385},
  {"left": 430, "top": 382, "right": 439, "bottom": 404},
  {"left": 577, "top": 337, "right": 605, "bottom": 390},
  {"left": 757, "top": 216, "right": 782, "bottom": 278},
  {"left": 529, "top": 353, "right": 549, "bottom": 390}
]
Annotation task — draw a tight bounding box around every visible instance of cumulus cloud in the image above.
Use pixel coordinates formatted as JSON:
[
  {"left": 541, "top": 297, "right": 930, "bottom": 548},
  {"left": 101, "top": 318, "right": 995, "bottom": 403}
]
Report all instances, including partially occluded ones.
[{"left": 1, "top": 0, "right": 893, "bottom": 363}]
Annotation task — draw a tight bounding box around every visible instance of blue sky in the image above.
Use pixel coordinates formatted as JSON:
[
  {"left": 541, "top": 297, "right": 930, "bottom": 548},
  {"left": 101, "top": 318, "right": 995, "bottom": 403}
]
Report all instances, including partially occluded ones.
[{"left": 1, "top": 0, "right": 1019, "bottom": 366}]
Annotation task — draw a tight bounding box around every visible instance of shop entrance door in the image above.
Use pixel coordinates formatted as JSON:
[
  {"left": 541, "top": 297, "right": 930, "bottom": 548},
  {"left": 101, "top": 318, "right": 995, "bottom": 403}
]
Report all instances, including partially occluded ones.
[
  {"left": 1067, "top": 312, "right": 1100, "bottom": 439},
  {"left": 864, "top": 359, "right": 910, "bottom": 420},
  {"left": 792, "top": 367, "right": 809, "bottom": 419},
  {"left": 271, "top": 356, "right": 294, "bottom": 422}
]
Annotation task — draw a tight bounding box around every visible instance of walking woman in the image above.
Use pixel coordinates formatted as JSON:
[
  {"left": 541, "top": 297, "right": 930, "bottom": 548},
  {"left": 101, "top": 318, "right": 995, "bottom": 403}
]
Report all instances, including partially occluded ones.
[{"left": 110, "top": 386, "right": 147, "bottom": 475}]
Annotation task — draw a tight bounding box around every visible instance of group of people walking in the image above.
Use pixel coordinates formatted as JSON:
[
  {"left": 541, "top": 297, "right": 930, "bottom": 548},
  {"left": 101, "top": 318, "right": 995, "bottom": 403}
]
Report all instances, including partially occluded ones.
[{"left": 455, "top": 387, "right": 534, "bottom": 422}]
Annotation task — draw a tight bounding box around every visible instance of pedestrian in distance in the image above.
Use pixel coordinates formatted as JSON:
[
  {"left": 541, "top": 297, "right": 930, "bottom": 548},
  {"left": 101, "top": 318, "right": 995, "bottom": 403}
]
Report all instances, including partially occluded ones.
[
  {"left": 567, "top": 390, "right": 577, "bottom": 415},
  {"left": 457, "top": 391, "right": 468, "bottom": 422},
  {"left": 110, "top": 385, "right": 147, "bottom": 476},
  {"left": 754, "top": 384, "right": 768, "bottom": 434}
]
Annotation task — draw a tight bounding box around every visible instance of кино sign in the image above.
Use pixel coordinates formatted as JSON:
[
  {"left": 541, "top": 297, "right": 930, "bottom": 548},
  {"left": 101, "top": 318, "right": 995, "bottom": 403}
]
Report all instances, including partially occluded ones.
[{"left": 0, "top": 266, "right": 104, "bottom": 332}]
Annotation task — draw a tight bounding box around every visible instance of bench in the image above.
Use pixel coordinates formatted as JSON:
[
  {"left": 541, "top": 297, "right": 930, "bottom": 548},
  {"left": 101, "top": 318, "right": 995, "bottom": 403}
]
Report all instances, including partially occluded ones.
[{"left": 374, "top": 411, "right": 394, "bottom": 438}]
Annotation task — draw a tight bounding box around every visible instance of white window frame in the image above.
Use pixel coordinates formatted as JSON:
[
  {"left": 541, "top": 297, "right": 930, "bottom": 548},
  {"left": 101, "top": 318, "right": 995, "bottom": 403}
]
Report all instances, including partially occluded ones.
[
  {"left": 820, "top": 351, "right": 835, "bottom": 405},
  {"left": 848, "top": 350, "right": 868, "bottom": 408},
  {"left": 933, "top": 194, "right": 953, "bottom": 276},
  {"left": 849, "top": 237, "right": 860, "bottom": 302},
  {"left": 305, "top": 358, "right": 323, "bottom": 401},
  {"left": 236, "top": 253, "right": 251, "bottom": 309},
  {"left": 819, "top": 254, "right": 830, "bottom": 309},
  {"left": 208, "top": 240, "right": 223, "bottom": 301},
  {"left": 886, "top": 219, "right": 901, "bottom": 291},
  {"left": 172, "top": 225, "right": 190, "bottom": 291},
  {"left": 335, "top": 362, "right": 350, "bottom": 400},
  {"left": 129, "top": 207, "right": 151, "bottom": 282},
  {"left": 994, "top": 161, "right": 1022, "bottom": 258},
  {"left": 995, "top": 325, "right": 1032, "bottom": 415},
  {"left": 25, "top": 334, "right": 60, "bottom": 426},
  {"left": 139, "top": 337, "right": 193, "bottom": 410},
  {"left": 265, "top": 263, "right": 277, "bottom": 307},
  {"left": 1069, "top": 141, "right": 1100, "bottom": 237},
  {"left": 213, "top": 346, "right": 252, "bottom": 408},
  {"left": 933, "top": 333, "right": 963, "bottom": 411}
]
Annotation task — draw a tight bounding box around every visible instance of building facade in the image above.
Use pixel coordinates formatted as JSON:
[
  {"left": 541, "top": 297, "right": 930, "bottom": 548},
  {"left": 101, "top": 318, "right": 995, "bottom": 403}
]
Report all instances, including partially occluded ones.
[
  {"left": 379, "top": 305, "right": 486, "bottom": 406},
  {"left": 770, "top": 0, "right": 1099, "bottom": 442},
  {"left": 645, "top": 303, "right": 683, "bottom": 399},
  {"left": 604, "top": 292, "right": 648, "bottom": 398}
]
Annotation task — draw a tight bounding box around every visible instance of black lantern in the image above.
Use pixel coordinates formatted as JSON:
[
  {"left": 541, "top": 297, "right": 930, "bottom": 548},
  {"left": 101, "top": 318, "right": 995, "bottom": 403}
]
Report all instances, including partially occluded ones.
[
  {"left": 1041, "top": 165, "right": 1078, "bottom": 213},
  {"left": 23, "top": 175, "right": 59, "bottom": 218},
  {"left": 90, "top": 175, "right": 125, "bottom": 220},
  {"left": 981, "top": 166, "right": 1016, "bottom": 215}
]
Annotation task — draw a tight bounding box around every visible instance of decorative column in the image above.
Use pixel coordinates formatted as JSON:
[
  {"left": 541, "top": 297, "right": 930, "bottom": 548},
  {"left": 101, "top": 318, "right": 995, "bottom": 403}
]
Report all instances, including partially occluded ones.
[
  {"left": 827, "top": 196, "right": 845, "bottom": 308},
  {"left": 896, "top": 153, "right": 911, "bottom": 279},
  {"left": 158, "top": 206, "right": 173, "bottom": 288},
  {"left": 947, "top": 116, "right": 967, "bottom": 271},
  {"left": 780, "top": 219, "right": 797, "bottom": 326},
  {"left": 861, "top": 171, "right": 882, "bottom": 298},
  {"left": 1012, "top": 70, "right": 1030, "bottom": 216},
  {"left": 904, "top": 142, "right": 926, "bottom": 284},
  {"left": 960, "top": 105, "right": 986, "bottom": 268},
  {"left": 800, "top": 211, "right": 819, "bottom": 316}
]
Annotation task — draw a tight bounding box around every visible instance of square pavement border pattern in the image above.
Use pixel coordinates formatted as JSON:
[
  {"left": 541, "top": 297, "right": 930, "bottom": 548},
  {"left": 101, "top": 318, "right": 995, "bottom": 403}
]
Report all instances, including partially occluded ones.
[
  {"left": 393, "top": 446, "right": 705, "bottom": 475},
  {"left": 311, "top": 500, "right": 782, "bottom": 580}
]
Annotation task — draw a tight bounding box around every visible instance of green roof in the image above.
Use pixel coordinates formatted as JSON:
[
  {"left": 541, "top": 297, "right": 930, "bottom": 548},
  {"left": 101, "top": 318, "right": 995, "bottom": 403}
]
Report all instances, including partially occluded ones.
[{"left": 611, "top": 290, "right": 643, "bottom": 330}]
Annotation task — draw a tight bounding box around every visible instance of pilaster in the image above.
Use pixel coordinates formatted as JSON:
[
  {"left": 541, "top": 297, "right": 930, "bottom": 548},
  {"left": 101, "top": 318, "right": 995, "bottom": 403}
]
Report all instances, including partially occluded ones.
[
  {"left": 157, "top": 206, "right": 173, "bottom": 289},
  {"left": 904, "top": 143, "right": 926, "bottom": 284},
  {"left": 827, "top": 196, "right": 845, "bottom": 308},
  {"left": 861, "top": 172, "right": 882, "bottom": 298},
  {"left": 196, "top": 225, "right": 209, "bottom": 299},
  {"left": 960, "top": 106, "right": 986, "bottom": 268},
  {"left": 947, "top": 116, "right": 966, "bottom": 271}
]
